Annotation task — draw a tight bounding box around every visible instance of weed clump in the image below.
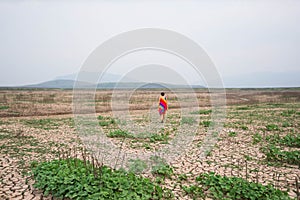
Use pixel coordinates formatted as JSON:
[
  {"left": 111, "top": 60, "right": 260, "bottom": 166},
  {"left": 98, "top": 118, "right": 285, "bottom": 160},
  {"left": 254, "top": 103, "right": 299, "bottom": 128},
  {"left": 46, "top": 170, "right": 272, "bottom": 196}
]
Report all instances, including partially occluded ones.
[
  {"left": 31, "top": 158, "right": 173, "bottom": 200},
  {"left": 183, "top": 172, "right": 292, "bottom": 200}
]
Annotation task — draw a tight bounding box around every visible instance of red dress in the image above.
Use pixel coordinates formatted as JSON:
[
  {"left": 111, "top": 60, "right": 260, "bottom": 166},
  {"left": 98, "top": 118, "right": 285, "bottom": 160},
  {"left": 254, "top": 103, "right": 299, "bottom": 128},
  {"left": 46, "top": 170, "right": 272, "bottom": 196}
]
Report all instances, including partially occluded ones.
[{"left": 158, "top": 96, "right": 168, "bottom": 115}]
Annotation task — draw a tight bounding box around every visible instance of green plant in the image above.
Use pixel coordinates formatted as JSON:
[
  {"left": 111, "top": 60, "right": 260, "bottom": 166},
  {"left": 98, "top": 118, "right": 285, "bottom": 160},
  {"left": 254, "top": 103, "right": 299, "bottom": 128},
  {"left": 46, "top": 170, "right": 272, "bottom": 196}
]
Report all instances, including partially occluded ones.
[
  {"left": 236, "top": 106, "right": 251, "bottom": 110},
  {"left": 110, "top": 118, "right": 116, "bottom": 124},
  {"left": 182, "top": 185, "right": 204, "bottom": 199},
  {"left": 23, "top": 119, "right": 60, "bottom": 130},
  {"left": 107, "top": 130, "right": 133, "bottom": 138},
  {"left": 99, "top": 120, "right": 115, "bottom": 127},
  {"left": 282, "top": 121, "right": 292, "bottom": 127},
  {"left": 149, "top": 133, "right": 169, "bottom": 143},
  {"left": 181, "top": 117, "right": 196, "bottom": 125},
  {"left": 142, "top": 143, "right": 151, "bottom": 150},
  {"left": 252, "top": 133, "right": 262, "bottom": 144},
  {"left": 185, "top": 172, "right": 292, "bottom": 200},
  {"left": 240, "top": 125, "right": 248, "bottom": 130},
  {"left": 228, "top": 131, "right": 237, "bottom": 137},
  {"left": 151, "top": 164, "right": 174, "bottom": 178},
  {"left": 262, "top": 145, "right": 300, "bottom": 166},
  {"left": 128, "top": 159, "right": 148, "bottom": 174},
  {"left": 177, "top": 174, "right": 188, "bottom": 181},
  {"left": 200, "top": 120, "right": 211, "bottom": 127},
  {"left": 0, "top": 105, "right": 9, "bottom": 110},
  {"left": 266, "top": 134, "right": 300, "bottom": 148},
  {"left": 149, "top": 156, "right": 173, "bottom": 178},
  {"left": 266, "top": 124, "right": 279, "bottom": 131},
  {"left": 98, "top": 116, "right": 116, "bottom": 127},
  {"left": 99, "top": 121, "right": 110, "bottom": 126},
  {"left": 191, "top": 109, "right": 212, "bottom": 115},
  {"left": 97, "top": 115, "right": 105, "bottom": 120},
  {"left": 31, "top": 158, "right": 173, "bottom": 200},
  {"left": 244, "top": 155, "right": 253, "bottom": 161},
  {"left": 281, "top": 110, "right": 296, "bottom": 117},
  {"left": 279, "top": 134, "right": 300, "bottom": 148}
]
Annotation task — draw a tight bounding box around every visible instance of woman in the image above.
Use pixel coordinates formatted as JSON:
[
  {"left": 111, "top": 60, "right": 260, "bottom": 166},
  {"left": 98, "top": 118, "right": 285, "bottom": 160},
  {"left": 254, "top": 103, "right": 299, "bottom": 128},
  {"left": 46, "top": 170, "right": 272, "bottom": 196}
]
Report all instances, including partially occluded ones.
[{"left": 158, "top": 92, "right": 168, "bottom": 123}]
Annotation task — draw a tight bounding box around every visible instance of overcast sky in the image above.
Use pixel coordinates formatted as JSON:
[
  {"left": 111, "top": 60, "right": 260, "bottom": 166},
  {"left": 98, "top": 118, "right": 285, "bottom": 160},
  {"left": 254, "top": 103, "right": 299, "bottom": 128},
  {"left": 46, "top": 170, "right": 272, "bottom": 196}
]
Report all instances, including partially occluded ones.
[{"left": 0, "top": 0, "right": 299, "bottom": 87}]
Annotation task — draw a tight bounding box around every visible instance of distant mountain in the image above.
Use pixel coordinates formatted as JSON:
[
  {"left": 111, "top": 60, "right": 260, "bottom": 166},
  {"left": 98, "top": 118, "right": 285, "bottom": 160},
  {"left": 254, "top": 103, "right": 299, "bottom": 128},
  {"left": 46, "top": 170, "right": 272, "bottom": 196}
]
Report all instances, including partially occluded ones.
[
  {"left": 55, "top": 71, "right": 136, "bottom": 83},
  {"left": 18, "top": 70, "right": 300, "bottom": 89},
  {"left": 21, "top": 79, "right": 94, "bottom": 89},
  {"left": 97, "top": 82, "right": 204, "bottom": 89},
  {"left": 20, "top": 80, "right": 204, "bottom": 89},
  {"left": 16, "top": 70, "right": 203, "bottom": 89}
]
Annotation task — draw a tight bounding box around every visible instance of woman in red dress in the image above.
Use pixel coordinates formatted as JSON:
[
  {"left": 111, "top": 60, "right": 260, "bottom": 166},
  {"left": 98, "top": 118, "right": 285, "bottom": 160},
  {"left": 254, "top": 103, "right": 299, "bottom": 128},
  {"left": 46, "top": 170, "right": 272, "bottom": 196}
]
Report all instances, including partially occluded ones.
[{"left": 158, "top": 92, "right": 168, "bottom": 123}]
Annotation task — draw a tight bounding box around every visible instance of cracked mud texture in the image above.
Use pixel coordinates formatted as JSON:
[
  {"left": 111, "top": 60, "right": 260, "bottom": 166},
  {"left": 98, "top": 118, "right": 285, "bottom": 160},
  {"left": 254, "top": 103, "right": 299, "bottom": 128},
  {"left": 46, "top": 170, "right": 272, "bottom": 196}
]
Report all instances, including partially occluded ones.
[{"left": 0, "top": 89, "right": 299, "bottom": 199}]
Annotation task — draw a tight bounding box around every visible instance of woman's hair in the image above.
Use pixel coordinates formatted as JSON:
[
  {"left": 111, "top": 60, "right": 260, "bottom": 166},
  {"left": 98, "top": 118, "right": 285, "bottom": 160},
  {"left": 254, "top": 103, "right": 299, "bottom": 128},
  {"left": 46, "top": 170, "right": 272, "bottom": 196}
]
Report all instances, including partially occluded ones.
[{"left": 161, "top": 92, "right": 165, "bottom": 96}]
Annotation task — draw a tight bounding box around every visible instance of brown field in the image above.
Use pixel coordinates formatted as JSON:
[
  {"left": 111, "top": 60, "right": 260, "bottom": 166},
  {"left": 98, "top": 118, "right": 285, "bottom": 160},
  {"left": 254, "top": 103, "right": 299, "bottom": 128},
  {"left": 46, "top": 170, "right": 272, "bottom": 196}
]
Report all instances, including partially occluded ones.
[
  {"left": 0, "top": 88, "right": 299, "bottom": 199},
  {"left": 0, "top": 88, "right": 299, "bottom": 117}
]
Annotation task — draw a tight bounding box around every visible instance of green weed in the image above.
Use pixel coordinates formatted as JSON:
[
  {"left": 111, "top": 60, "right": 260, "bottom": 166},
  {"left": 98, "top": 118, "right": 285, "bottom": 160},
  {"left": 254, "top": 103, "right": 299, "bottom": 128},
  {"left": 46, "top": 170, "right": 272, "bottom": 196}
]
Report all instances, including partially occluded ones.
[
  {"left": 281, "top": 110, "right": 296, "bottom": 117},
  {"left": 282, "top": 121, "right": 292, "bottom": 127},
  {"left": 236, "top": 106, "right": 251, "bottom": 110},
  {"left": 97, "top": 115, "right": 105, "bottom": 120},
  {"left": 142, "top": 143, "right": 151, "bottom": 150},
  {"left": 149, "top": 155, "right": 174, "bottom": 178},
  {"left": 99, "top": 121, "right": 110, "bottom": 126},
  {"left": 228, "top": 131, "right": 237, "bottom": 137},
  {"left": 31, "top": 158, "right": 173, "bottom": 199},
  {"left": 107, "top": 130, "right": 133, "bottom": 138},
  {"left": 200, "top": 120, "right": 211, "bottom": 127},
  {"left": 252, "top": 133, "right": 263, "bottom": 144},
  {"left": 98, "top": 116, "right": 116, "bottom": 127},
  {"left": 128, "top": 159, "right": 148, "bottom": 174},
  {"left": 190, "top": 109, "right": 212, "bottom": 115},
  {"left": 0, "top": 105, "right": 9, "bottom": 110},
  {"left": 240, "top": 125, "right": 248, "bottom": 130},
  {"left": 185, "top": 172, "right": 292, "bottom": 200},
  {"left": 244, "top": 155, "right": 253, "bottom": 161},
  {"left": 181, "top": 117, "right": 196, "bottom": 125},
  {"left": 23, "top": 119, "right": 60, "bottom": 130},
  {"left": 149, "top": 133, "right": 169, "bottom": 143},
  {"left": 266, "top": 124, "right": 279, "bottom": 131},
  {"left": 266, "top": 134, "right": 300, "bottom": 148},
  {"left": 151, "top": 163, "right": 174, "bottom": 178},
  {"left": 262, "top": 145, "right": 300, "bottom": 166}
]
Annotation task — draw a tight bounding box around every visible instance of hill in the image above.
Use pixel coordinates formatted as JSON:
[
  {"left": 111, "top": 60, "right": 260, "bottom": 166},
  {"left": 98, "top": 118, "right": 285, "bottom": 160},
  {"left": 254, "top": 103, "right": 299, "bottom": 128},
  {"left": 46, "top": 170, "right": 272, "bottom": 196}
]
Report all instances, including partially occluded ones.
[{"left": 19, "top": 80, "right": 204, "bottom": 89}]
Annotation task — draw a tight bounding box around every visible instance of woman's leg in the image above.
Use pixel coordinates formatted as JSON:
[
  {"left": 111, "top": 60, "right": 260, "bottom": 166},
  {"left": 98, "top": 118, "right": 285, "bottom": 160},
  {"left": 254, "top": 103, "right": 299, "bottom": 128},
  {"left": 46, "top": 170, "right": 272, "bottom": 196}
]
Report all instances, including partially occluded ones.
[{"left": 160, "top": 114, "right": 164, "bottom": 122}]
